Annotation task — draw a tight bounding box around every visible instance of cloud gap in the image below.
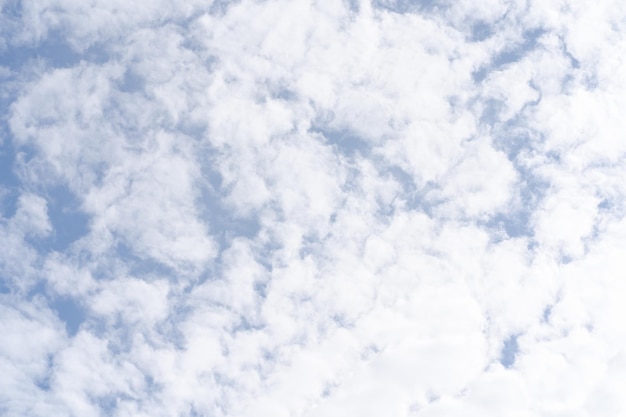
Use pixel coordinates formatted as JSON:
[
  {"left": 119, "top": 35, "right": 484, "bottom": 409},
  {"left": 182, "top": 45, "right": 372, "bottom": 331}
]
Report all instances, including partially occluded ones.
[
  {"left": 479, "top": 98, "right": 506, "bottom": 126},
  {"left": 490, "top": 114, "right": 542, "bottom": 159},
  {"left": 373, "top": 0, "right": 439, "bottom": 14},
  {"left": 0, "top": 31, "right": 109, "bottom": 70},
  {"left": 0, "top": 0, "right": 22, "bottom": 19},
  {"left": 473, "top": 28, "right": 546, "bottom": 83},
  {"left": 44, "top": 185, "right": 90, "bottom": 252},
  {"left": 499, "top": 334, "right": 520, "bottom": 368},
  {"left": 314, "top": 127, "right": 372, "bottom": 159},
  {"left": 0, "top": 144, "right": 19, "bottom": 219},
  {"left": 469, "top": 21, "right": 495, "bottom": 42},
  {"left": 113, "top": 242, "right": 177, "bottom": 279},
  {"left": 345, "top": 0, "right": 360, "bottom": 13},
  {"left": 542, "top": 304, "right": 553, "bottom": 323},
  {"left": 0, "top": 278, "right": 10, "bottom": 294},
  {"left": 154, "top": 317, "right": 187, "bottom": 350},
  {"left": 51, "top": 295, "right": 86, "bottom": 336},
  {"left": 508, "top": 173, "right": 548, "bottom": 237},
  {"left": 34, "top": 354, "right": 54, "bottom": 391},
  {"left": 2, "top": 2, "right": 625, "bottom": 415},
  {"left": 485, "top": 210, "right": 531, "bottom": 239},
  {"left": 209, "top": 0, "right": 243, "bottom": 16},
  {"left": 197, "top": 171, "right": 262, "bottom": 253},
  {"left": 117, "top": 69, "right": 145, "bottom": 94},
  {"left": 96, "top": 395, "right": 120, "bottom": 416}
]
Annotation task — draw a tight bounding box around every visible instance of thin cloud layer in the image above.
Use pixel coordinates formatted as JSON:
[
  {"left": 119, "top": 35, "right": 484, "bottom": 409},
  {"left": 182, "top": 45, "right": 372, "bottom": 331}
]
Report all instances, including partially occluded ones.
[{"left": 1, "top": 0, "right": 626, "bottom": 416}]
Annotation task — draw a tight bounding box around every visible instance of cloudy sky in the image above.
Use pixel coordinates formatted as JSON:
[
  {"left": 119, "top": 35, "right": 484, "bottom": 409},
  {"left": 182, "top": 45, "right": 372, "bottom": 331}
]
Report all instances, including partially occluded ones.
[{"left": 1, "top": 0, "right": 626, "bottom": 416}]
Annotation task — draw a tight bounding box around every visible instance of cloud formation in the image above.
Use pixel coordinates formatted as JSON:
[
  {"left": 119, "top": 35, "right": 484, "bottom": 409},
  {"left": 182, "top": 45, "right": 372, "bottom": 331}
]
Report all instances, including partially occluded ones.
[{"left": 1, "top": 0, "right": 626, "bottom": 416}]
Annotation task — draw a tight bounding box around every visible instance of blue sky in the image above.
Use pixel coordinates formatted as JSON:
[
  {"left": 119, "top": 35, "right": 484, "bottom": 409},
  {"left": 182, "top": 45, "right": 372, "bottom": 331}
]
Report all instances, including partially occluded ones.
[{"left": 2, "top": 1, "right": 626, "bottom": 416}]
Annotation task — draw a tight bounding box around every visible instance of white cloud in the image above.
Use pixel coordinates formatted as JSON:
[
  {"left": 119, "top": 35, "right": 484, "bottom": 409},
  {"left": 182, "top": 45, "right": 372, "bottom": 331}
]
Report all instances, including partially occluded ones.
[
  {"left": 11, "top": 193, "right": 52, "bottom": 237},
  {"left": 427, "top": 137, "right": 518, "bottom": 219},
  {"left": 2, "top": 0, "right": 626, "bottom": 415},
  {"left": 0, "top": 297, "right": 67, "bottom": 417},
  {"left": 90, "top": 278, "right": 170, "bottom": 326},
  {"left": 52, "top": 331, "right": 147, "bottom": 417},
  {"left": 0, "top": 193, "right": 52, "bottom": 292}
]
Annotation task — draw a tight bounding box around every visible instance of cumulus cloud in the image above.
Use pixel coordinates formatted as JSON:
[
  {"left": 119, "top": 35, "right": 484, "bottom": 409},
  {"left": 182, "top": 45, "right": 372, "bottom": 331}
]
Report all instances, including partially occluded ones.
[{"left": 1, "top": 0, "right": 626, "bottom": 416}]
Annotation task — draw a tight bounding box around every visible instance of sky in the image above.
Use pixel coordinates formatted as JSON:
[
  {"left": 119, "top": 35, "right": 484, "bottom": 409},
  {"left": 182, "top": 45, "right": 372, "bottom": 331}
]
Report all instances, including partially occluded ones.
[{"left": 1, "top": 0, "right": 626, "bottom": 416}]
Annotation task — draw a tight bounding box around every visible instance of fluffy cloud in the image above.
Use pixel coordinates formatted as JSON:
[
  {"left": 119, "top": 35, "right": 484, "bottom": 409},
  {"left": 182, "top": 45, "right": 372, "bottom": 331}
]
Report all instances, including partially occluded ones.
[{"left": 1, "top": 0, "right": 626, "bottom": 416}]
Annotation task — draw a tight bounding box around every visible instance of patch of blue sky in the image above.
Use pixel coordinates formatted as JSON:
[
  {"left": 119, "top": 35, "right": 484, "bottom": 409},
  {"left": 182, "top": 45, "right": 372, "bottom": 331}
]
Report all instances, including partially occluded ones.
[
  {"left": 344, "top": 0, "right": 361, "bottom": 13},
  {"left": 598, "top": 198, "right": 612, "bottom": 210},
  {"left": 499, "top": 334, "right": 520, "bottom": 368},
  {"left": 483, "top": 163, "right": 548, "bottom": 239},
  {"left": 253, "top": 279, "right": 269, "bottom": 300},
  {"left": 485, "top": 208, "right": 532, "bottom": 239},
  {"left": 24, "top": 282, "right": 86, "bottom": 337},
  {"left": 0, "top": 141, "right": 19, "bottom": 219},
  {"left": 154, "top": 313, "right": 188, "bottom": 350},
  {"left": 384, "top": 167, "right": 441, "bottom": 217},
  {"left": 208, "top": 0, "right": 243, "bottom": 16},
  {"left": 117, "top": 69, "right": 146, "bottom": 94},
  {"left": 248, "top": 237, "right": 281, "bottom": 276},
  {"left": 493, "top": 187, "right": 543, "bottom": 238},
  {"left": 478, "top": 98, "right": 507, "bottom": 127},
  {"left": 0, "top": 30, "right": 108, "bottom": 71},
  {"left": 474, "top": 93, "right": 547, "bottom": 239},
  {"left": 0, "top": 2, "right": 20, "bottom": 50},
  {"left": 373, "top": 0, "right": 439, "bottom": 14},
  {"left": 469, "top": 21, "right": 495, "bottom": 42},
  {"left": 105, "top": 326, "right": 140, "bottom": 355},
  {"left": 485, "top": 106, "right": 543, "bottom": 171},
  {"left": 96, "top": 394, "right": 127, "bottom": 416},
  {"left": 312, "top": 126, "right": 372, "bottom": 159},
  {"left": 143, "top": 374, "right": 160, "bottom": 394},
  {"left": 0, "top": 65, "right": 19, "bottom": 218},
  {"left": 112, "top": 242, "right": 178, "bottom": 279},
  {"left": 298, "top": 231, "right": 321, "bottom": 258},
  {"left": 0, "top": 278, "right": 10, "bottom": 294},
  {"left": 197, "top": 170, "right": 262, "bottom": 253},
  {"left": 385, "top": 165, "right": 415, "bottom": 192},
  {"left": 43, "top": 185, "right": 90, "bottom": 252},
  {"left": 18, "top": 184, "right": 89, "bottom": 254},
  {"left": 0, "top": 0, "right": 23, "bottom": 21},
  {"left": 50, "top": 295, "right": 86, "bottom": 336},
  {"left": 542, "top": 304, "right": 553, "bottom": 323},
  {"left": 473, "top": 28, "right": 546, "bottom": 83},
  {"left": 231, "top": 314, "right": 265, "bottom": 334},
  {"left": 34, "top": 354, "right": 54, "bottom": 391},
  {"left": 595, "top": 196, "right": 624, "bottom": 225},
  {"left": 266, "top": 84, "right": 298, "bottom": 102}
]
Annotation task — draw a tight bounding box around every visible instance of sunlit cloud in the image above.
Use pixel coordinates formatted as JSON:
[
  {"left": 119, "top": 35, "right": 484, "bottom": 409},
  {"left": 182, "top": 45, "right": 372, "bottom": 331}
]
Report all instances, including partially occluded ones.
[{"left": 1, "top": 0, "right": 626, "bottom": 415}]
